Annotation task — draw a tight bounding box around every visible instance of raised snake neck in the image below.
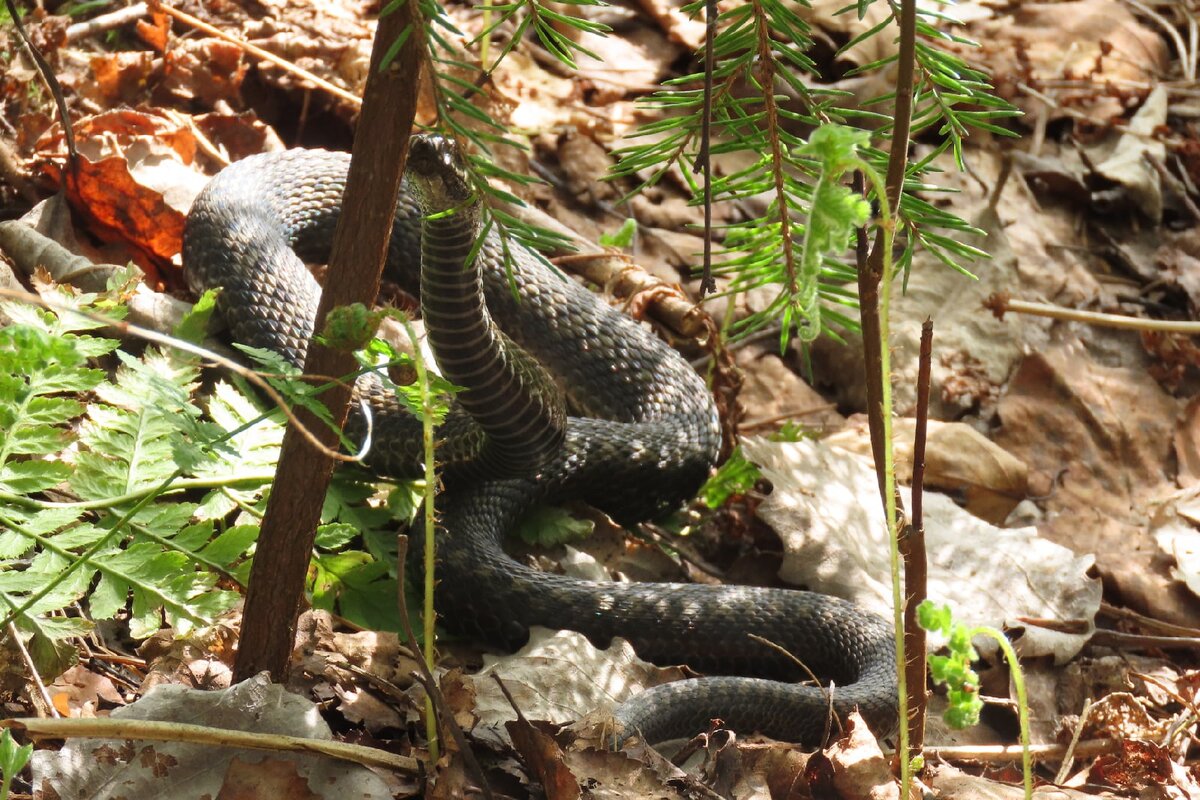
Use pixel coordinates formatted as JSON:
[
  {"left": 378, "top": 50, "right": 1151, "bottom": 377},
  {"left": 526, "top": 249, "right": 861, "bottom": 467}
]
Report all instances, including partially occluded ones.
[{"left": 183, "top": 134, "right": 898, "bottom": 745}]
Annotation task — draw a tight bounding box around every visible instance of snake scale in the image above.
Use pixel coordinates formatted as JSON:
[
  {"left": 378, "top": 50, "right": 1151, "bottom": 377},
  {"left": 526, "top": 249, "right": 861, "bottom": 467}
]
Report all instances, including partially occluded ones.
[{"left": 183, "top": 134, "right": 898, "bottom": 746}]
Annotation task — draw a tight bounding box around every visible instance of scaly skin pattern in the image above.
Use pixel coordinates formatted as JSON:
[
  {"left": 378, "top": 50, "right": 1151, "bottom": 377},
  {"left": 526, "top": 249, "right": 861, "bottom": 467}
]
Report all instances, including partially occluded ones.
[{"left": 183, "top": 135, "right": 898, "bottom": 746}]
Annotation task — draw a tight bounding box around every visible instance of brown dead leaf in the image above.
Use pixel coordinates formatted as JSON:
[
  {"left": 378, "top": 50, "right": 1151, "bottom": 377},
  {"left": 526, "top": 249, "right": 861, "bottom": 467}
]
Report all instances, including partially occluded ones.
[
  {"left": 135, "top": 10, "right": 171, "bottom": 53},
  {"left": 33, "top": 110, "right": 210, "bottom": 278},
  {"left": 827, "top": 418, "right": 1029, "bottom": 524},
  {"left": 138, "top": 623, "right": 238, "bottom": 692},
  {"left": 161, "top": 39, "right": 248, "bottom": 107},
  {"left": 632, "top": 0, "right": 706, "bottom": 50},
  {"left": 471, "top": 628, "right": 685, "bottom": 750},
  {"left": 929, "top": 762, "right": 1096, "bottom": 798},
  {"left": 556, "top": 742, "right": 692, "bottom": 799},
  {"left": 963, "top": 0, "right": 1168, "bottom": 121},
  {"left": 64, "top": 156, "right": 186, "bottom": 265},
  {"left": 738, "top": 349, "right": 844, "bottom": 435},
  {"left": 732, "top": 742, "right": 811, "bottom": 800},
  {"left": 994, "top": 340, "right": 1198, "bottom": 625},
  {"left": 216, "top": 756, "right": 321, "bottom": 800},
  {"left": 570, "top": 23, "right": 684, "bottom": 103},
  {"left": 194, "top": 112, "right": 283, "bottom": 161},
  {"left": 1080, "top": 692, "right": 1170, "bottom": 742},
  {"left": 48, "top": 665, "right": 124, "bottom": 718},
  {"left": 87, "top": 52, "right": 157, "bottom": 107},
  {"left": 1090, "top": 738, "right": 1199, "bottom": 793},
  {"left": 810, "top": 713, "right": 898, "bottom": 800},
  {"left": 507, "top": 717, "right": 580, "bottom": 800}
]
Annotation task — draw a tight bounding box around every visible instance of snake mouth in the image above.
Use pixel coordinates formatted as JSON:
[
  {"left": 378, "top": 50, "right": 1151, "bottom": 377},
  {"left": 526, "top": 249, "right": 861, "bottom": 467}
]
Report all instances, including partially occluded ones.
[{"left": 407, "top": 133, "right": 474, "bottom": 212}]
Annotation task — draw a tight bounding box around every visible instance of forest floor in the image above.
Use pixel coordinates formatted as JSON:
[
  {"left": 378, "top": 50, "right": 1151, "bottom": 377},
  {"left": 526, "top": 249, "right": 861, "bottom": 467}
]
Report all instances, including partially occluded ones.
[{"left": 1, "top": 0, "right": 1199, "bottom": 798}]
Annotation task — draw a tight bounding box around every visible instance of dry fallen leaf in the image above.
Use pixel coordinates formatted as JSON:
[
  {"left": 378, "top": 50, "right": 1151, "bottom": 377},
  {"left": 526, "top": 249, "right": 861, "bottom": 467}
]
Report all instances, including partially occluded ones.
[
  {"left": 470, "top": 627, "right": 685, "bottom": 748},
  {"left": 994, "top": 339, "right": 1199, "bottom": 626},
  {"left": 961, "top": 0, "right": 1168, "bottom": 121},
  {"left": 825, "top": 418, "right": 1029, "bottom": 523},
  {"left": 32, "top": 675, "right": 392, "bottom": 799},
  {"left": 744, "top": 436, "right": 1101, "bottom": 662}
]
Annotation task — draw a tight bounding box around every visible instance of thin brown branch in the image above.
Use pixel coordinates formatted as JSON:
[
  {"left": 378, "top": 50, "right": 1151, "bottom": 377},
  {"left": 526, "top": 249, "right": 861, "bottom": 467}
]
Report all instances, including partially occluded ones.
[
  {"left": 748, "top": 0, "right": 798, "bottom": 309},
  {"left": 234, "top": 0, "right": 421, "bottom": 681},
  {"left": 149, "top": 1, "right": 362, "bottom": 108},
  {"left": 902, "top": 319, "right": 932, "bottom": 760}
]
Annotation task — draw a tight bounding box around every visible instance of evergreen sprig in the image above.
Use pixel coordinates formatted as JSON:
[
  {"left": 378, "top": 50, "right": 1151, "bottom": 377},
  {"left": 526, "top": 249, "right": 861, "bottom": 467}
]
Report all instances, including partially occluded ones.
[
  {"left": 611, "top": 0, "right": 1019, "bottom": 346},
  {"left": 401, "top": 0, "right": 584, "bottom": 273}
]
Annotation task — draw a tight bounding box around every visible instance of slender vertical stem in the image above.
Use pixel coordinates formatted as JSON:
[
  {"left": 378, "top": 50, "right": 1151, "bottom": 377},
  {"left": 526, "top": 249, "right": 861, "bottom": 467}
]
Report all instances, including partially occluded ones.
[
  {"left": 904, "top": 320, "right": 933, "bottom": 757},
  {"left": 403, "top": 319, "right": 442, "bottom": 762},
  {"left": 856, "top": 0, "right": 917, "bottom": 792}
]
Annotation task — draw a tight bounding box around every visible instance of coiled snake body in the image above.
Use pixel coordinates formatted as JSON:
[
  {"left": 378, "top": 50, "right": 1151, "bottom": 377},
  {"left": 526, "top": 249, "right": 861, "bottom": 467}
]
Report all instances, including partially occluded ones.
[{"left": 183, "top": 134, "right": 897, "bottom": 745}]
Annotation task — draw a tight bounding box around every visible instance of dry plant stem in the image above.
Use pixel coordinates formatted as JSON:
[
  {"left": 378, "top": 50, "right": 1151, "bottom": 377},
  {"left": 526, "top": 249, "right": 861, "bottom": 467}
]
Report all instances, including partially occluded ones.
[
  {"left": 395, "top": 537, "right": 493, "bottom": 797},
  {"left": 1054, "top": 698, "right": 1093, "bottom": 784},
  {"left": 233, "top": 1, "right": 421, "bottom": 682},
  {"left": 902, "top": 320, "right": 932, "bottom": 760},
  {"left": 991, "top": 295, "right": 1200, "bottom": 333},
  {"left": 7, "top": 622, "right": 58, "bottom": 718},
  {"left": 927, "top": 738, "right": 1118, "bottom": 763},
  {"left": 1, "top": 717, "right": 419, "bottom": 772},
  {"left": 65, "top": 1, "right": 148, "bottom": 42},
  {"left": 748, "top": 0, "right": 799, "bottom": 307},
  {"left": 149, "top": 1, "right": 362, "bottom": 107},
  {"left": 693, "top": 0, "right": 718, "bottom": 296},
  {"left": 1089, "top": 629, "right": 1200, "bottom": 650},
  {"left": 5, "top": 0, "right": 76, "bottom": 167},
  {"left": 1100, "top": 601, "right": 1200, "bottom": 637},
  {"left": 745, "top": 633, "right": 838, "bottom": 745}
]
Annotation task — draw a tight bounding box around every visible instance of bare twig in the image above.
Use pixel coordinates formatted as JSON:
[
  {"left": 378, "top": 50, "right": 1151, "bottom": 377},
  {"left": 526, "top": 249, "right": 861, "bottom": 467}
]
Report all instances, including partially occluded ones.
[
  {"left": 149, "top": 1, "right": 362, "bottom": 108},
  {"left": 1, "top": 717, "right": 419, "bottom": 772},
  {"left": 745, "top": 633, "right": 839, "bottom": 746},
  {"left": 902, "top": 319, "right": 932, "bottom": 759},
  {"left": 66, "top": 2, "right": 149, "bottom": 42},
  {"left": 926, "top": 738, "right": 1118, "bottom": 764},
  {"left": 4, "top": 0, "right": 77, "bottom": 169},
  {"left": 7, "top": 622, "right": 59, "bottom": 718},
  {"left": 986, "top": 293, "right": 1200, "bottom": 333},
  {"left": 692, "top": 0, "right": 717, "bottom": 296}
]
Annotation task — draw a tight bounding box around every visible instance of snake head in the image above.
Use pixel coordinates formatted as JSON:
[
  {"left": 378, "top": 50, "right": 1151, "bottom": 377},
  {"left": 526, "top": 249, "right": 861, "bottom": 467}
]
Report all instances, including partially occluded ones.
[{"left": 407, "top": 133, "right": 476, "bottom": 215}]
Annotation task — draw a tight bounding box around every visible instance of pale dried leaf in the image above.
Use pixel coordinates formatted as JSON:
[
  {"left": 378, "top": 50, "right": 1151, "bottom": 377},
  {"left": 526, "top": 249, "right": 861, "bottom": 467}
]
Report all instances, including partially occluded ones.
[
  {"left": 743, "top": 437, "right": 1101, "bottom": 662},
  {"left": 32, "top": 674, "right": 391, "bottom": 799},
  {"left": 470, "top": 628, "right": 684, "bottom": 748}
]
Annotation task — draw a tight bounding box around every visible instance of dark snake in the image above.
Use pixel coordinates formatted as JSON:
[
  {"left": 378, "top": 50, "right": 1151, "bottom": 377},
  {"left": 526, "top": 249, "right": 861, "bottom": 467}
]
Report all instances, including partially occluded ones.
[{"left": 183, "top": 134, "right": 898, "bottom": 746}]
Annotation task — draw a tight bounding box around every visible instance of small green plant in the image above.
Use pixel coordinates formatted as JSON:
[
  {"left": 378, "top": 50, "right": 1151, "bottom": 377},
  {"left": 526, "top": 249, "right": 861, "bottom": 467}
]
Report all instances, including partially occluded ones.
[
  {"left": 0, "top": 292, "right": 419, "bottom": 667},
  {"left": 598, "top": 218, "right": 637, "bottom": 249},
  {"left": 0, "top": 728, "right": 32, "bottom": 800},
  {"left": 919, "top": 600, "right": 1032, "bottom": 799}
]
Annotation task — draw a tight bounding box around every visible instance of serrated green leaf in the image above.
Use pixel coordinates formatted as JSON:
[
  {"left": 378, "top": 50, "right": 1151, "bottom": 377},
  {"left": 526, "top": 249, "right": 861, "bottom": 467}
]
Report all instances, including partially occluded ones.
[
  {"left": 0, "top": 461, "right": 72, "bottom": 494},
  {"left": 199, "top": 524, "right": 258, "bottom": 567},
  {"left": 514, "top": 506, "right": 593, "bottom": 547}
]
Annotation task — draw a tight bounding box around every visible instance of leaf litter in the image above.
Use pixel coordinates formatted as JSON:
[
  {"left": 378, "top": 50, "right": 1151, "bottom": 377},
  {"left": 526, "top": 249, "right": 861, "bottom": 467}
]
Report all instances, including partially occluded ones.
[{"left": 1, "top": 0, "right": 1200, "bottom": 797}]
